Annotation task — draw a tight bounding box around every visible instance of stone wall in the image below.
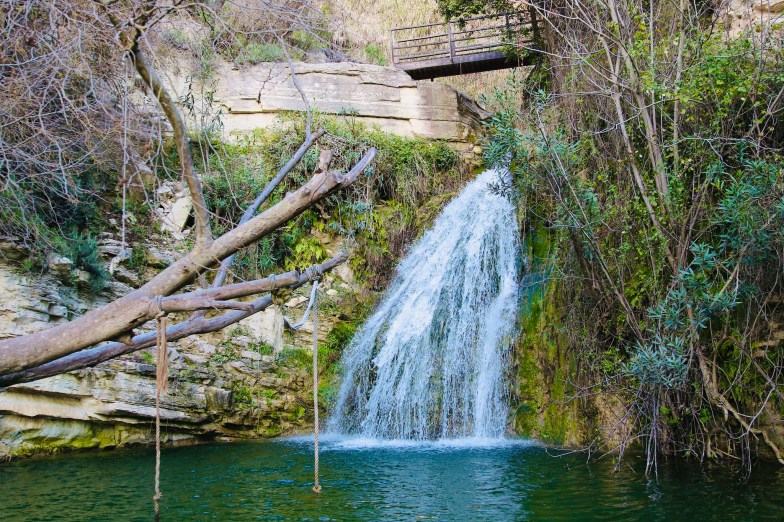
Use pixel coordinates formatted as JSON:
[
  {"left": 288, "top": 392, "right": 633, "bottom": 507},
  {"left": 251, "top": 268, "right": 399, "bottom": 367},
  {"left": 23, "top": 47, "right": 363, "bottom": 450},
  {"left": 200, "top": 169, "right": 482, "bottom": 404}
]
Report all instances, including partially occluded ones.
[{"left": 171, "top": 61, "right": 488, "bottom": 144}]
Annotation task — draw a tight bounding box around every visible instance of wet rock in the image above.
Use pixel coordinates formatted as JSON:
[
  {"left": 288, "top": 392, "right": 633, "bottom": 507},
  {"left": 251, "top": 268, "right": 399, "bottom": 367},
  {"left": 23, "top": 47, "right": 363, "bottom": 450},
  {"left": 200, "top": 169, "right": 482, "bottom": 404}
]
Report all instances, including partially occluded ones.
[{"left": 206, "top": 387, "right": 231, "bottom": 412}]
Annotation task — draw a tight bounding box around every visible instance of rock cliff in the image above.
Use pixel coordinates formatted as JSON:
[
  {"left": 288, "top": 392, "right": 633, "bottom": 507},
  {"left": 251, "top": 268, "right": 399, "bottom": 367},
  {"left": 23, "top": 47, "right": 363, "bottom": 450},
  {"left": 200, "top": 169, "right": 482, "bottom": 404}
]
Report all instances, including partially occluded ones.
[
  {"left": 722, "top": 0, "right": 784, "bottom": 37},
  {"left": 172, "top": 61, "right": 488, "bottom": 144},
  {"left": 0, "top": 185, "right": 360, "bottom": 460}
]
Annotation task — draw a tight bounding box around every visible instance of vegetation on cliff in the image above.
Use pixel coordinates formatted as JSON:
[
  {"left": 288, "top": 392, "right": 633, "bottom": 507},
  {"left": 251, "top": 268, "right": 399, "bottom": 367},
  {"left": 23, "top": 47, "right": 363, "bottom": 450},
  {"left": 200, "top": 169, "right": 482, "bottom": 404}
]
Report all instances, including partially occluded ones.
[
  {"left": 452, "top": 1, "right": 784, "bottom": 470},
  {"left": 192, "top": 113, "right": 467, "bottom": 289},
  {"left": 0, "top": 0, "right": 471, "bottom": 459}
]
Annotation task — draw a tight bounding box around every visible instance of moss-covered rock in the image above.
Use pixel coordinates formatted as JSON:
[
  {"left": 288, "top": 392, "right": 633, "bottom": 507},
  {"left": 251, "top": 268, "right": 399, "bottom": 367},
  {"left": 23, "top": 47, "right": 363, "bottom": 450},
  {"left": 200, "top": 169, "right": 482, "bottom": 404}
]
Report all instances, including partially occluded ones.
[
  {"left": 510, "top": 224, "right": 602, "bottom": 446},
  {"left": 512, "top": 274, "right": 586, "bottom": 445}
]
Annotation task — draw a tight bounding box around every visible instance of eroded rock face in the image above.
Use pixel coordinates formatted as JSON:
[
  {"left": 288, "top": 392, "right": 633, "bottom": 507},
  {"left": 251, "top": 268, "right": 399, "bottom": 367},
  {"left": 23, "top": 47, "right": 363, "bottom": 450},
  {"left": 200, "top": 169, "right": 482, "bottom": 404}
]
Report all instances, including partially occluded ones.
[
  {"left": 0, "top": 235, "right": 356, "bottom": 460},
  {"left": 0, "top": 343, "right": 314, "bottom": 459},
  {"left": 722, "top": 0, "right": 784, "bottom": 37},
  {"left": 0, "top": 263, "right": 95, "bottom": 340},
  {"left": 172, "top": 61, "right": 489, "bottom": 143},
  {"left": 156, "top": 181, "right": 193, "bottom": 239}
]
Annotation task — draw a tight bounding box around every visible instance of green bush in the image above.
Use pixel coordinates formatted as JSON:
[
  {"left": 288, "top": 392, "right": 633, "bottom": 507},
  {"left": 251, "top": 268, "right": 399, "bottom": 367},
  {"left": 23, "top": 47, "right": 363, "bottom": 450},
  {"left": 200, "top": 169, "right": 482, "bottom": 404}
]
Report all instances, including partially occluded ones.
[
  {"left": 211, "top": 344, "right": 241, "bottom": 365},
  {"left": 238, "top": 42, "right": 285, "bottom": 64},
  {"left": 127, "top": 244, "right": 147, "bottom": 273},
  {"left": 231, "top": 382, "right": 253, "bottom": 408},
  {"left": 66, "top": 233, "right": 108, "bottom": 291},
  {"left": 1, "top": 162, "right": 110, "bottom": 272},
  {"left": 249, "top": 340, "right": 274, "bottom": 356},
  {"left": 277, "top": 347, "right": 312, "bottom": 368},
  {"left": 363, "top": 44, "right": 388, "bottom": 66},
  {"left": 480, "top": 26, "right": 784, "bottom": 463}
]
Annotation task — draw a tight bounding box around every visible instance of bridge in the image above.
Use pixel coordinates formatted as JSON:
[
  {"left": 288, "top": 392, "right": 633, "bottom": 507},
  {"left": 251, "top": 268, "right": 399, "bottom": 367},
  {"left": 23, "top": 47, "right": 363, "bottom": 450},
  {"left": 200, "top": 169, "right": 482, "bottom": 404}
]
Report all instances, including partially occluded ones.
[{"left": 389, "top": 12, "right": 538, "bottom": 81}]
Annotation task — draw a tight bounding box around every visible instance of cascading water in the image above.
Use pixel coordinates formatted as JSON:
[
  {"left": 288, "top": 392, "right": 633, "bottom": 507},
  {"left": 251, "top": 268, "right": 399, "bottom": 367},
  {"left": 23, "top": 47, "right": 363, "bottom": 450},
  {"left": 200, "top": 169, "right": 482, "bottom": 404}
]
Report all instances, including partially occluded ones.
[{"left": 329, "top": 168, "right": 520, "bottom": 440}]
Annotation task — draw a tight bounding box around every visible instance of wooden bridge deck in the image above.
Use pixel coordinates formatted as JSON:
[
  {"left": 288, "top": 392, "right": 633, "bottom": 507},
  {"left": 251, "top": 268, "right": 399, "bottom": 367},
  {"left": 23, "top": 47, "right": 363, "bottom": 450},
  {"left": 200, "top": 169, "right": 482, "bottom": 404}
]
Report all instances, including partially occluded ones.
[{"left": 390, "top": 12, "right": 537, "bottom": 80}]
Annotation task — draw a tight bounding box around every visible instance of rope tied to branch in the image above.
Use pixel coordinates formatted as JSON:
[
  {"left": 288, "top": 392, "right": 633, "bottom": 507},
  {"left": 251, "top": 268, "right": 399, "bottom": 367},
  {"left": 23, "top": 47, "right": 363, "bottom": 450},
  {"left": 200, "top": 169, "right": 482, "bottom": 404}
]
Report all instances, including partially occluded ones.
[
  {"left": 279, "top": 270, "right": 323, "bottom": 493},
  {"left": 309, "top": 279, "right": 322, "bottom": 494},
  {"left": 153, "top": 308, "right": 168, "bottom": 521},
  {"left": 282, "top": 266, "right": 323, "bottom": 331},
  {"left": 155, "top": 310, "right": 169, "bottom": 395}
]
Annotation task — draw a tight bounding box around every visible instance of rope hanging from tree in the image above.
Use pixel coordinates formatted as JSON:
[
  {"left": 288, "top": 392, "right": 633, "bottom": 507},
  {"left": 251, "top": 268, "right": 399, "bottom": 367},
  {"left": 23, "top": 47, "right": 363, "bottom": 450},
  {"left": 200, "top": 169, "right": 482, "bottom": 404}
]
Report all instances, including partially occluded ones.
[
  {"left": 279, "top": 270, "right": 322, "bottom": 493},
  {"left": 153, "top": 309, "right": 169, "bottom": 521},
  {"left": 281, "top": 269, "right": 321, "bottom": 331},
  {"left": 310, "top": 281, "right": 321, "bottom": 494}
]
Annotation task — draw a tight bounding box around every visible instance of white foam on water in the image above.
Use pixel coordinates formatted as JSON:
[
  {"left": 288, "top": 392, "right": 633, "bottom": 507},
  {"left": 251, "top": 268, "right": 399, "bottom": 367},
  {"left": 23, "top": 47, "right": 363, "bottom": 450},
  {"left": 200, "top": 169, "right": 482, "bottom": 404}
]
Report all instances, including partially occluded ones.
[{"left": 283, "top": 433, "right": 536, "bottom": 452}]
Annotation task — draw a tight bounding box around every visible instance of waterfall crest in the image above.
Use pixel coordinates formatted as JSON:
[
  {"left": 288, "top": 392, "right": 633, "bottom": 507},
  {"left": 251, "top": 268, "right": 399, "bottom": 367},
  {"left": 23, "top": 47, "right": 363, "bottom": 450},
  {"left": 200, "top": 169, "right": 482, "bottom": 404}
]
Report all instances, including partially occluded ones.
[{"left": 330, "top": 168, "right": 520, "bottom": 440}]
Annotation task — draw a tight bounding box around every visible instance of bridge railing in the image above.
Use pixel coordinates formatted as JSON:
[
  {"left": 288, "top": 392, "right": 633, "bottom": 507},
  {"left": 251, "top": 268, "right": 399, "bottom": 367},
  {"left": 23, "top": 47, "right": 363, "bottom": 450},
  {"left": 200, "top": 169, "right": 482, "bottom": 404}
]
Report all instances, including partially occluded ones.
[{"left": 389, "top": 12, "right": 532, "bottom": 67}]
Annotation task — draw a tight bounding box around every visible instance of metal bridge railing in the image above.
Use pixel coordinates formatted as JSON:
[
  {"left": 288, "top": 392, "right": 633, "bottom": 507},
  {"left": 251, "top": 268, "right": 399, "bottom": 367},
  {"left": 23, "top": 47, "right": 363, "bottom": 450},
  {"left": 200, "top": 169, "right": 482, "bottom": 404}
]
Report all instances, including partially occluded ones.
[{"left": 389, "top": 12, "right": 532, "bottom": 67}]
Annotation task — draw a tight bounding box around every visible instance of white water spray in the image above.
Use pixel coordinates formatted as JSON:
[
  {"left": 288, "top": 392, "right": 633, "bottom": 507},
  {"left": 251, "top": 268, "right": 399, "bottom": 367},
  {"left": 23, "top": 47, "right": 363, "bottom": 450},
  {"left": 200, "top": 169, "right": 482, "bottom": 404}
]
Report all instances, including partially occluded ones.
[{"left": 330, "top": 168, "right": 520, "bottom": 440}]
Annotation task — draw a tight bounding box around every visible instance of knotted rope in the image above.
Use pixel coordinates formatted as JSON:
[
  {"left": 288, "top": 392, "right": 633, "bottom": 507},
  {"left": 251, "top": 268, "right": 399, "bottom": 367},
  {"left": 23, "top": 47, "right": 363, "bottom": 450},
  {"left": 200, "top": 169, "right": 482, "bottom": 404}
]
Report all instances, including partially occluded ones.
[{"left": 154, "top": 308, "right": 168, "bottom": 521}]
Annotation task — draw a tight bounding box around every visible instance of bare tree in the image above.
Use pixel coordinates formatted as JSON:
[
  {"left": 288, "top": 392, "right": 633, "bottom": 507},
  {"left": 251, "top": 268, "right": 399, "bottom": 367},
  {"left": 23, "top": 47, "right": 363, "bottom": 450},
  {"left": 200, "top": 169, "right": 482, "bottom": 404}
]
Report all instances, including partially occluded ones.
[{"left": 0, "top": 1, "right": 376, "bottom": 385}]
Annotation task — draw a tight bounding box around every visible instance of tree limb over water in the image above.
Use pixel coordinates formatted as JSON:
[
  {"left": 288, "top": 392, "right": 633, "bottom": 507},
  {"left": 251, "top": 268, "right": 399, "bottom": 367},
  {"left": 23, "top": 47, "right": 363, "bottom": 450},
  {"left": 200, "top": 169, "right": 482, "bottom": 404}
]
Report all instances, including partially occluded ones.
[{"left": 0, "top": 1, "right": 376, "bottom": 384}]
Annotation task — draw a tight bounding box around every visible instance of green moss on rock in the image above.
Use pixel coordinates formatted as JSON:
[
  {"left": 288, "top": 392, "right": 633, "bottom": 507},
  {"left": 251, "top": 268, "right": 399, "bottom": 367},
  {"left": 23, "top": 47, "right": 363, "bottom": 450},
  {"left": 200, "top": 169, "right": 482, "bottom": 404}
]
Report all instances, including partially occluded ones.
[{"left": 511, "top": 225, "right": 588, "bottom": 446}]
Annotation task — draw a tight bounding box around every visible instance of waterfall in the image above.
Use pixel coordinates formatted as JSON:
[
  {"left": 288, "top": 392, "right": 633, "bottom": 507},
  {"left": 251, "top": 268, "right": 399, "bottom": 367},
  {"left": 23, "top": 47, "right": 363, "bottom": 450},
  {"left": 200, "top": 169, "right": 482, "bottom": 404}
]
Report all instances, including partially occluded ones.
[{"left": 330, "top": 168, "right": 520, "bottom": 440}]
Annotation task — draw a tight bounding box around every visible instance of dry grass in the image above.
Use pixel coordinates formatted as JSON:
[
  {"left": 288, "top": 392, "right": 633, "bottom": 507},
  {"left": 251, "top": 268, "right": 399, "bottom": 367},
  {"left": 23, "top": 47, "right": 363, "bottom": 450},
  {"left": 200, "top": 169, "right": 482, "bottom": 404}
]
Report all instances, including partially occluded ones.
[
  {"left": 323, "top": 0, "right": 442, "bottom": 49},
  {"left": 322, "top": 0, "right": 524, "bottom": 102}
]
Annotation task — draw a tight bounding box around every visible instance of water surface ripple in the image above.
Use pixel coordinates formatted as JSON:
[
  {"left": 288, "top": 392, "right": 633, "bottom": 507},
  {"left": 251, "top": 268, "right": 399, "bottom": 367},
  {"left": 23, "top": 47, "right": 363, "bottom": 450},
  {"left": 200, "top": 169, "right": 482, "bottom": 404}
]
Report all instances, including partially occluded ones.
[{"left": 2, "top": 438, "right": 782, "bottom": 521}]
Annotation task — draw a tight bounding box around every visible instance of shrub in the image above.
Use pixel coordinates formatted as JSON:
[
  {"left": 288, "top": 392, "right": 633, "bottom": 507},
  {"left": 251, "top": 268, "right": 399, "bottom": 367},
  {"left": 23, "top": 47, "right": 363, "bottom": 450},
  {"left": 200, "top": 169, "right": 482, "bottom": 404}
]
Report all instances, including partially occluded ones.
[
  {"left": 238, "top": 42, "right": 285, "bottom": 64},
  {"left": 66, "top": 233, "right": 108, "bottom": 291},
  {"left": 363, "top": 44, "right": 388, "bottom": 66},
  {"left": 277, "top": 347, "right": 312, "bottom": 368}
]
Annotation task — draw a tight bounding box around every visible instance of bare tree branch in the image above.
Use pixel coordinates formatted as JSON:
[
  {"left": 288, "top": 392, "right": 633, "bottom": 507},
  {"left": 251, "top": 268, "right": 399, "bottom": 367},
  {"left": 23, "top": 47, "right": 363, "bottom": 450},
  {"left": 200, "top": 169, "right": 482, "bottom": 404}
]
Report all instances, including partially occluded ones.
[
  {"left": 0, "top": 254, "right": 346, "bottom": 388},
  {"left": 129, "top": 41, "right": 213, "bottom": 246},
  {"left": 210, "top": 129, "right": 326, "bottom": 289},
  {"left": 0, "top": 148, "right": 376, "bottom": 375}
]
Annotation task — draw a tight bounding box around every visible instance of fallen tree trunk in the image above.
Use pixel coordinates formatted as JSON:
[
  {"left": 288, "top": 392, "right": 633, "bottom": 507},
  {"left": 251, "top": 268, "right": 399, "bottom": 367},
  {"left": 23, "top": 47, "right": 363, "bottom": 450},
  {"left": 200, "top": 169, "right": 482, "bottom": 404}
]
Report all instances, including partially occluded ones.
[
  {"left": 0, "top": 152, "right": 375, "bottom": 376},
  {"left": 0, "top": 255, "right": 346, "bottom": 388}
]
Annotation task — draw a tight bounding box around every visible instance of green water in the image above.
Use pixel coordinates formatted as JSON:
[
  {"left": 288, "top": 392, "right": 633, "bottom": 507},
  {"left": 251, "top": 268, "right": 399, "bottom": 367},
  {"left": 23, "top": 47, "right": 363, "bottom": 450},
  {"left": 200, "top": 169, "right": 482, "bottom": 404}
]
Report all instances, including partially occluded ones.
[{"left": 2, "top": 437, "right": 783, "bottom": 521}]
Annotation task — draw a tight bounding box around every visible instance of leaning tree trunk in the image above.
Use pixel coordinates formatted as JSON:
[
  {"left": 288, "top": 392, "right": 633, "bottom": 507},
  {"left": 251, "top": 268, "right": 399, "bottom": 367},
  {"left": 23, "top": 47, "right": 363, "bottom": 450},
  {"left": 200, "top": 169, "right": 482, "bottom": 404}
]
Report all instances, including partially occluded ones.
[{"left": 0, "top": 1, "right": 377, "bottom": 385}]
